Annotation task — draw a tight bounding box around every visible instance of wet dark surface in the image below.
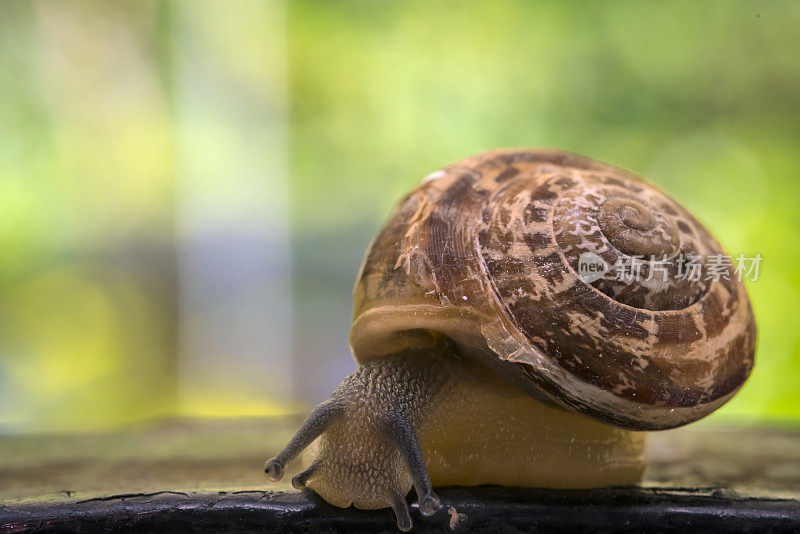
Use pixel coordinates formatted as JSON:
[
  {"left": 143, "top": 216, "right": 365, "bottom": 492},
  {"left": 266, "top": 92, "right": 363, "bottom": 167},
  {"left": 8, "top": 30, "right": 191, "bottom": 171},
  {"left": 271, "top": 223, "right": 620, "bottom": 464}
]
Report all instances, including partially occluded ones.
[
  {"left": 3, "top": 486, "right": 799, "bottom": 533},
  {"left": 1, "top": 419, "right": 799, "bottom": 532}
]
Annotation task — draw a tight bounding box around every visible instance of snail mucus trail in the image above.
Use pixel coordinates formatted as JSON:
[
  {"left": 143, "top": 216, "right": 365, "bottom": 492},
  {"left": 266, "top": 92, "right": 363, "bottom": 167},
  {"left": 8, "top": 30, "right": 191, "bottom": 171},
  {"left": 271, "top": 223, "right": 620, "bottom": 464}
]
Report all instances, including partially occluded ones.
[{"left": 265, "top": 149, "right": 756, "bottom": 531}]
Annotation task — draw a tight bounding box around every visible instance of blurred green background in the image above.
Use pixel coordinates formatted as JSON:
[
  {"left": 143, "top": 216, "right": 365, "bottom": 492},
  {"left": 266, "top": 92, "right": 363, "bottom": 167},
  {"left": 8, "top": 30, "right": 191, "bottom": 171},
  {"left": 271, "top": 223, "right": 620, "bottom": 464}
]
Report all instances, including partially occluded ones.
[{"left": 0, "top": 0, "right": 798, "bottom": 434}]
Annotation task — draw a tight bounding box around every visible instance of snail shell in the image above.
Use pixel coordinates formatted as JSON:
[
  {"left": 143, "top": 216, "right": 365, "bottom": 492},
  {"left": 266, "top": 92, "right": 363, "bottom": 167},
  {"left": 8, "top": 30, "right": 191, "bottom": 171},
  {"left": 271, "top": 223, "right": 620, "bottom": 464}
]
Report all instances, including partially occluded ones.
[{"left": 350, "top": 149, "right": 756, "bottom": 430}]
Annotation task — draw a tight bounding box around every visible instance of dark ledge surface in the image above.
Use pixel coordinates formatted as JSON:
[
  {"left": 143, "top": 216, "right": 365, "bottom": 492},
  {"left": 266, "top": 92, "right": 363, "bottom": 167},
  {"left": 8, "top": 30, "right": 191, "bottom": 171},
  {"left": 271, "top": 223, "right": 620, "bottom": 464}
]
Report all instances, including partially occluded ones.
[
  {"left": 3, "top": 487, "right": 800, "bottom": 533},
  {"left": 1, "top": 418, "right": 799, "bottom": 532}
]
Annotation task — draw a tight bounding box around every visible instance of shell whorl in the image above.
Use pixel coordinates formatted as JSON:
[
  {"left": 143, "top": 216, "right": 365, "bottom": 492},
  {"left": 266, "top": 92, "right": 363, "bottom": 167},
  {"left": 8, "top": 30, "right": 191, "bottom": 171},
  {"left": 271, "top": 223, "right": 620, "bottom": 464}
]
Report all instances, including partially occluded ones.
[
  {"left": 350, "top": 149, "right": 755, "bottom": 430},
  {"left": 548, "top": 176, "right": 714, "bottom": 311}
]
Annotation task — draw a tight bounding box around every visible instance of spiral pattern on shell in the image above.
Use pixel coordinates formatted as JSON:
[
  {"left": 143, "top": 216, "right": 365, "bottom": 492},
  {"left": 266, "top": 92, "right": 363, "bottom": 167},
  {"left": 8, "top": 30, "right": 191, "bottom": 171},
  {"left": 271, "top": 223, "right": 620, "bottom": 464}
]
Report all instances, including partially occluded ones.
[{"left": 350, "top": 149, "right": 755, "bottom": 430}]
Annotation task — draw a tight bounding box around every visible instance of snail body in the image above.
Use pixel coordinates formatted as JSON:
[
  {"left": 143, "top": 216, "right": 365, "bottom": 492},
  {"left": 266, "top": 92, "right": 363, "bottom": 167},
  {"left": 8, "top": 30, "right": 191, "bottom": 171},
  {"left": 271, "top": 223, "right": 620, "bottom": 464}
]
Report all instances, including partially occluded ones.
[{"left": 266, "top": 149, "right": 755, "bottom": 531}]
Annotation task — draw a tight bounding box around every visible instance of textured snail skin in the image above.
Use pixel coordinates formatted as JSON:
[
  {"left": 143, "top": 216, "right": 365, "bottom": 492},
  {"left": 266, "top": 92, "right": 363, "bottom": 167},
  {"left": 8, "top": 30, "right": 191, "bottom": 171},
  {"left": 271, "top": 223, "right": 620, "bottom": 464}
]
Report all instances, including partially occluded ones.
[
  {"left": 269, "top": 346, "right": 645, "bottom": 531},
  {"left": 267, "top": 149, "right": 756, "bottom": 530}
]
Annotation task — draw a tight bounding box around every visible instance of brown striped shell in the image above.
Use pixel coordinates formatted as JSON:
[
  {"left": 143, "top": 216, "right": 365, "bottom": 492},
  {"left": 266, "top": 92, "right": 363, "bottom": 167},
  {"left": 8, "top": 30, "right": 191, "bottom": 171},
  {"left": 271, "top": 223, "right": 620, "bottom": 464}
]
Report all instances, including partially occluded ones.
[{"left": 349, "top": 149, "right": 755, "bottom": 430}]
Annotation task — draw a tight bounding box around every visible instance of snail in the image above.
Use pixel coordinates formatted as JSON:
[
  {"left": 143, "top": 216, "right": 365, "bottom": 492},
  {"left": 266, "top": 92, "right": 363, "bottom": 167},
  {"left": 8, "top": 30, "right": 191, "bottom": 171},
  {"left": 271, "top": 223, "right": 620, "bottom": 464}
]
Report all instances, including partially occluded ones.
[{"left": 265, "top": 149, "right": 756, "bottom": 531}]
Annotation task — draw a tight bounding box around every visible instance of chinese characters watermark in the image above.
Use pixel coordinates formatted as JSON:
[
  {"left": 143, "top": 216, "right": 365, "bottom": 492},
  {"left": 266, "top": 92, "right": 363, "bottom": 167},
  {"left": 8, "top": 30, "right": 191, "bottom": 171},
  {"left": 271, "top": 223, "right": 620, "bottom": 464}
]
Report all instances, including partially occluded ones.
[{"left": 577, "top": 252, "right": 762, "bottom": 284}]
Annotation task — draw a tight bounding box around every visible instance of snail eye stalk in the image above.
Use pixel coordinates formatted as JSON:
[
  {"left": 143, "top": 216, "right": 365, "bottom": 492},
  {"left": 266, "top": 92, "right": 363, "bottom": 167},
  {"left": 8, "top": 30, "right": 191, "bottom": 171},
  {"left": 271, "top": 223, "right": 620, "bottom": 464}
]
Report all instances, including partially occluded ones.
[
  {"left": 265, "top": 399, "right": 343, "bottom": 481},
  {"left": 380, "top": 412, "right": 441, "bottom": 518}
]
